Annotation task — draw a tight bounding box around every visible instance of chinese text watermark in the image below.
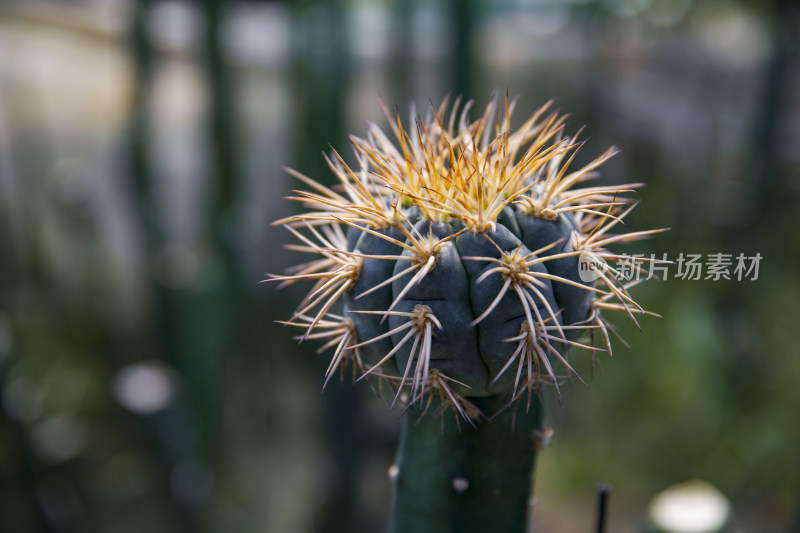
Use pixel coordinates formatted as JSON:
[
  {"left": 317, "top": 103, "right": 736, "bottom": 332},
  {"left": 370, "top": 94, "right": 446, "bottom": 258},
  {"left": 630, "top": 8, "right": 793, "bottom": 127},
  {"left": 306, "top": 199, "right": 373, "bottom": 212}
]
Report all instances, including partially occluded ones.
[{"left": 578, "top": 252, "right": 762, "bottom": 283}]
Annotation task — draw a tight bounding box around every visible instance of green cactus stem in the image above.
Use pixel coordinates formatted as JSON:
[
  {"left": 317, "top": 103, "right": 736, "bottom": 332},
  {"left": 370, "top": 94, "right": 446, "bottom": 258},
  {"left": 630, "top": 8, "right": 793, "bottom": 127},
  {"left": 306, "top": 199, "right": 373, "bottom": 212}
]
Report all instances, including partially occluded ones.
[{"left": 389, "top": 395, "right": 545, "bottom": 533}]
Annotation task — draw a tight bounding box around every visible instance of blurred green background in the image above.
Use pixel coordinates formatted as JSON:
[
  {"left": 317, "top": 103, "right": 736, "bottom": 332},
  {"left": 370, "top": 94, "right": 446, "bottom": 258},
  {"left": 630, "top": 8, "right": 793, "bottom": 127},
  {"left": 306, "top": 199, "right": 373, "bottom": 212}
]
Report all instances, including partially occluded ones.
[{"left": 0, "top": 0, "right": 798, "bottom": 532}]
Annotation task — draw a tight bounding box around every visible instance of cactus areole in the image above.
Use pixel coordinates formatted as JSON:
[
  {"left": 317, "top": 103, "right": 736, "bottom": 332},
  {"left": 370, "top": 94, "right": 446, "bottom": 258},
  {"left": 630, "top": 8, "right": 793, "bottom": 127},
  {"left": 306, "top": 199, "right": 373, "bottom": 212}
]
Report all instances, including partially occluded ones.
[{"left": 272, "top": 96, "right": 662, "bottom": 531}]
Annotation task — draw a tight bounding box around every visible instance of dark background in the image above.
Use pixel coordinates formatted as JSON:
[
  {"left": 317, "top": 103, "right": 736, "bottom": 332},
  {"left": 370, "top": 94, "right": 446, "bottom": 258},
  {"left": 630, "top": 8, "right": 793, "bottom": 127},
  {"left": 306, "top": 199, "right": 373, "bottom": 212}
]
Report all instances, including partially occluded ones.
[{"left": 0, "top": 0, "right": 798, "bottom": 531}]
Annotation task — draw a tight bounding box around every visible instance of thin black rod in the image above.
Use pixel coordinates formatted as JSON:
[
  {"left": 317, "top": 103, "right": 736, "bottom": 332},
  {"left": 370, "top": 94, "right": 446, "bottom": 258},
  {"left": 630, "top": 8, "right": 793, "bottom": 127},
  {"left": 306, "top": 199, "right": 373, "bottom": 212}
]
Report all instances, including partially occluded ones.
[{"left": 595, "top": 484, "right": 610, "bottom": 533}]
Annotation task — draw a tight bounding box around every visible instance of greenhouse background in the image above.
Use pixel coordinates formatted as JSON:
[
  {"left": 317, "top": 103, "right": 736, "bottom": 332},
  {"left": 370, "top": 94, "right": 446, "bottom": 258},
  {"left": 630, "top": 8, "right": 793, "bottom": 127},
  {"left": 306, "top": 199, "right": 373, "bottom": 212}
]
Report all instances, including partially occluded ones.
[{"left": 0, "top": 0, "right": 798, "bottom": 531}]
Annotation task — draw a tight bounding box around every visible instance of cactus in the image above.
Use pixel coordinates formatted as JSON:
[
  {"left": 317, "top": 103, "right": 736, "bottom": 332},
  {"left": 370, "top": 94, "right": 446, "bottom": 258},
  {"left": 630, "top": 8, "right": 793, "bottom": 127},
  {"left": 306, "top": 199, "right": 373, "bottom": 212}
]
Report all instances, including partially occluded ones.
[{"left": 273, "top": 96, "right": 662, "bottom": 531}]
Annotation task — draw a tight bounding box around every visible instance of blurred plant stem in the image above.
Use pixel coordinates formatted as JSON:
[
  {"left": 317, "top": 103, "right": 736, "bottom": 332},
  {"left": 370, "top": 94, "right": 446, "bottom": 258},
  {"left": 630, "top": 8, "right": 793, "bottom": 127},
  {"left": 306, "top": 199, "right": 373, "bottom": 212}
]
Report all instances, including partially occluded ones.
[
  {"left": 748, "top": 0, "right": 798, "bottom": 222},
  {"left": 389, "top": 395, "right": 545, "bottom": 533},
  {"left": 128, "top": 2, "right": 207, "bottom": 532},
  {"left": 198, "top": 0, "right": 241, "bottom": 462},
  {"left": 287, "top": 2, "right": 373, "bottom": 531},
  {"left": 390, "top": 0, "right": 413, "bottom": 102},
  {"left": 450, "top": 0, "right": 475, "bottom": 98},
  {"left": 291, "top": 0, "right": 347, "bottom": 161},
  {"left": 126, "top": 0, "right": 245, "bottom": 529}
]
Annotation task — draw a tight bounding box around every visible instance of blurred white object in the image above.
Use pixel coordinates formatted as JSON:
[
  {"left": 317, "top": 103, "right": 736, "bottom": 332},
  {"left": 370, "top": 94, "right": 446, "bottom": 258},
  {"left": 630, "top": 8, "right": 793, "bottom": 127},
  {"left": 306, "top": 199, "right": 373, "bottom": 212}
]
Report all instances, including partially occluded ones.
[
  {"left": 113, "top": 361, "right": 177, "bottom": 414},
  {"left": 648, "top": 479, "right": 732, "bottom": 533}
]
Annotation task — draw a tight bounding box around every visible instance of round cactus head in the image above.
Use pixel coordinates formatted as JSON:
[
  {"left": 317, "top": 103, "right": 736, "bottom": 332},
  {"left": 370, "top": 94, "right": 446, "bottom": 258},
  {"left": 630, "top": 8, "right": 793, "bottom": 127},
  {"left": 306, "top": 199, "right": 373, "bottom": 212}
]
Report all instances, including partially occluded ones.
[{"left": 273, "top": 96, "right": 663, "bottom": 421}]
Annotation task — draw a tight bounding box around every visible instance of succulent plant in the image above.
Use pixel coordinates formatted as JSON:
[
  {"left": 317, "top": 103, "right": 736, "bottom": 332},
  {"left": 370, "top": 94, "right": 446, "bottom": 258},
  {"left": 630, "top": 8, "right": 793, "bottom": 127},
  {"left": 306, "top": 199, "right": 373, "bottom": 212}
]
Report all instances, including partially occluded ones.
[
  {"left": 272, "top": 96, "right": 663, "bottom": 532},
  {"left": 274, "top": 96, "right": 660, "bottom": 419}
]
